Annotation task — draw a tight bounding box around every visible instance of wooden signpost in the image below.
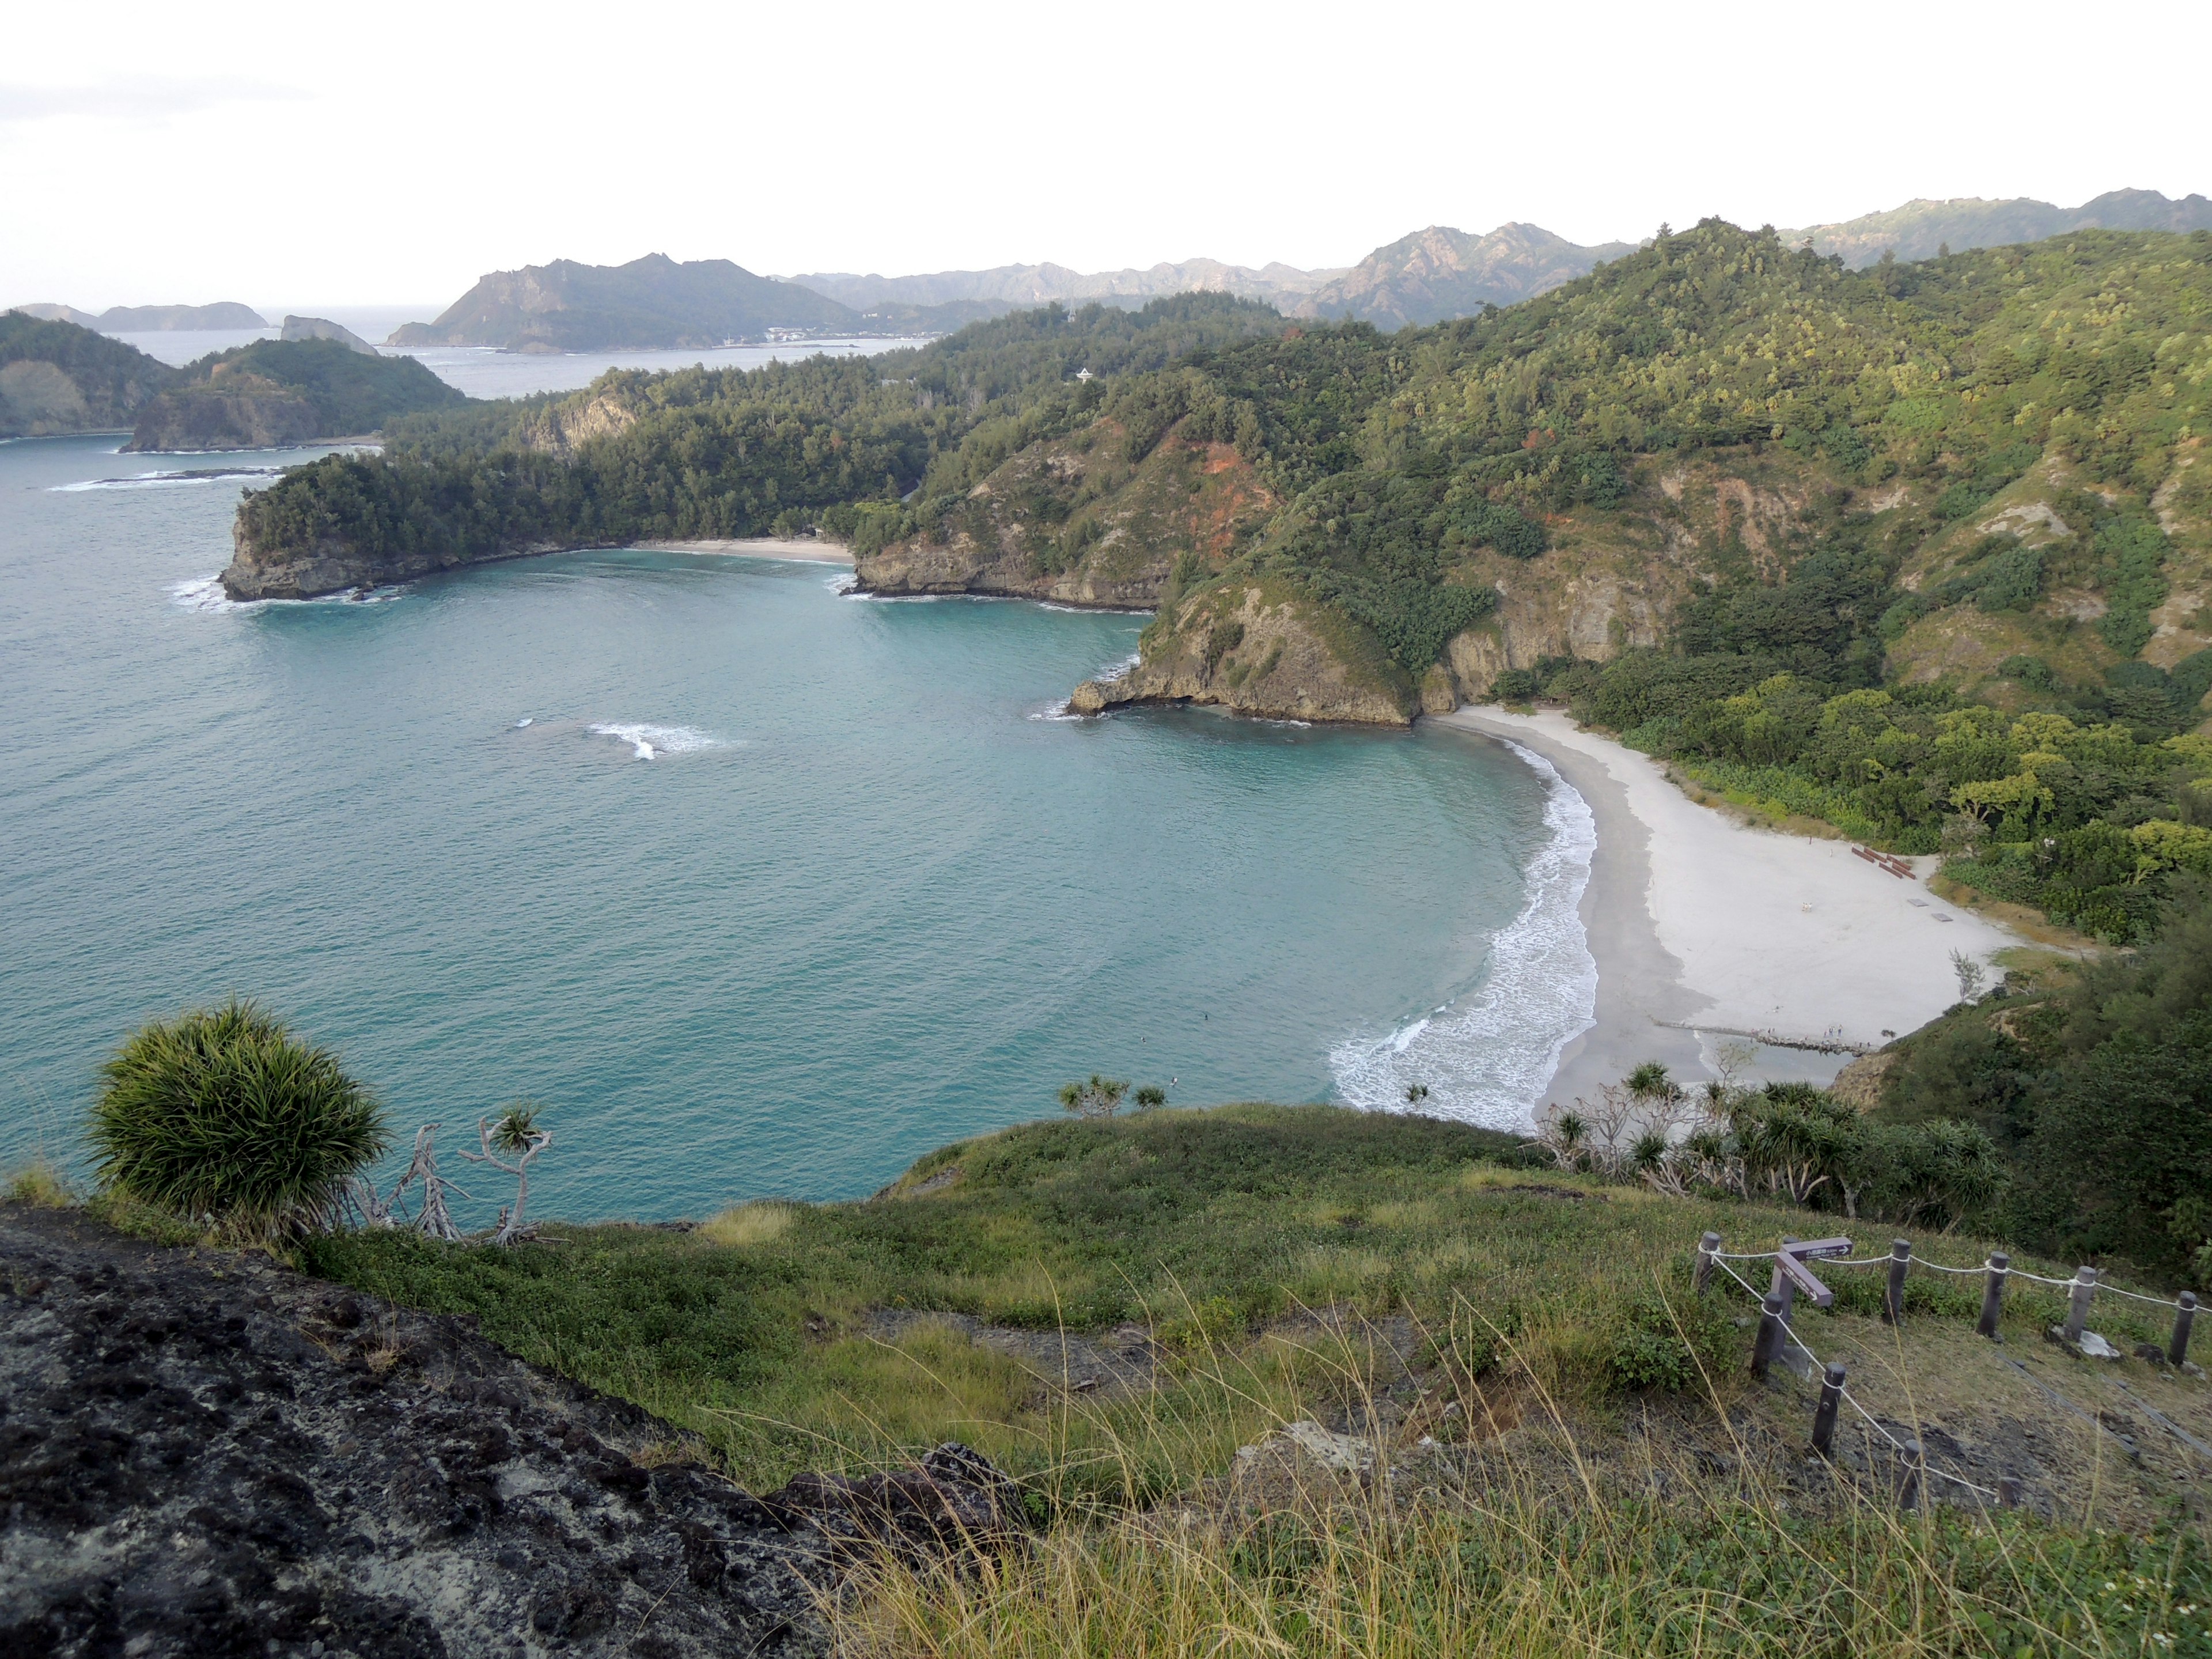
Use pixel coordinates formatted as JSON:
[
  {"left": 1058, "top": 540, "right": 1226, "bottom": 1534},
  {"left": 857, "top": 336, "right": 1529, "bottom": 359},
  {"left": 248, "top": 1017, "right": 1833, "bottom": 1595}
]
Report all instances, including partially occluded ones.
[{"left": 1756, "top": 1237, "right": 1853, "bottom": 1379}]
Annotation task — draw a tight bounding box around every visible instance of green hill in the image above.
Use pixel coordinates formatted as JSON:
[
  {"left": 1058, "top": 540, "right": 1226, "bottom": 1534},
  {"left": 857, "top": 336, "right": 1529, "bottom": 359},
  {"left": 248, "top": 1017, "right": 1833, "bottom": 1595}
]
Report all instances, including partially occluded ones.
[
  {"left": 389, "top": 252, "right": 869, "bottom": 350},
  {"left": 0, "top": 312, "right": 177, "bottom": 437},
  {"left": 126, "top": 338, "right": 467, "bottom": 452}
]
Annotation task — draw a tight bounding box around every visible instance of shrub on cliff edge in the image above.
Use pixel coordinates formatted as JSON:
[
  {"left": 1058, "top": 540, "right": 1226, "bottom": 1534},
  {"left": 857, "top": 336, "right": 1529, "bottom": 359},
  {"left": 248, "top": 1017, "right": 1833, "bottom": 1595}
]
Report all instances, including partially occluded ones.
[{"left": 89, "top": 1000, "right": 387, "bottom": 1239}]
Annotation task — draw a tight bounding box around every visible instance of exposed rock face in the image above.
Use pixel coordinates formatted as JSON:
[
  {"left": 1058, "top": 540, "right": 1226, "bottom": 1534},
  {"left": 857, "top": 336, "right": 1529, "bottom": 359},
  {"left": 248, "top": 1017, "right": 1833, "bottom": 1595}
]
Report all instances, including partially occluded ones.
[
  {"left": 0, "top": 1202, "right": 1026, "bottom": 1658},
  {"left": 222, "top": 521, "right": 560, "bottom": 601},
  {"left": 1295, "top": 223, "right": 1636, "bottom": 330},
  {"left": 522, "top": 389, "right": 639, "bottom": 459},
  {"left": 1074, "top": 578, "right": 1415, "bottom": 726},
  {"left": 127, "top": 376, "right": 321, "bottom": 452},
  {"left": 856, "top": 426, "right": 1272, "bottom": 608},
  {"left": 282, "top": 316, "right": 380, "bottom": 355},
  {"left": 0, "top": 1203, "right": 822, "bottom": 1656}
]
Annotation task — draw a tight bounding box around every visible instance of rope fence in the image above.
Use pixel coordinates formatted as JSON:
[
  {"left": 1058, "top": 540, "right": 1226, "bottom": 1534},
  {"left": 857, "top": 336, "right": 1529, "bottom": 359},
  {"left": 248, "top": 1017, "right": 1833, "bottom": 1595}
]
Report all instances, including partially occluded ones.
[
  {"left": 1709, "top": 1255, "right": 2000, "bottom": 1501},
  {"left": 1692, "top": 1229, "right": 2203, "bottom": 1510}
]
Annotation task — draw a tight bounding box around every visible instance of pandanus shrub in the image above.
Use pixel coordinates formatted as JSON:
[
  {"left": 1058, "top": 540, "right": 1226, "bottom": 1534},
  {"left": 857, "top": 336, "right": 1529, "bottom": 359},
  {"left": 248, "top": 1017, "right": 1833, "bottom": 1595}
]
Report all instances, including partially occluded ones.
[{"left": 89, "top": 1000, "right": 388, "bottom": 1238}]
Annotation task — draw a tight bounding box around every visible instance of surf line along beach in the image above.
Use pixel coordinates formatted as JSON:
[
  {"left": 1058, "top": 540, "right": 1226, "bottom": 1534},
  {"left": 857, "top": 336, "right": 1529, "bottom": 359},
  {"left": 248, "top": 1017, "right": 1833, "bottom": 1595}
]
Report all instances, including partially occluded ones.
[{"left": 1437, "top": 706, "right": 2021, "bottom": 1108}]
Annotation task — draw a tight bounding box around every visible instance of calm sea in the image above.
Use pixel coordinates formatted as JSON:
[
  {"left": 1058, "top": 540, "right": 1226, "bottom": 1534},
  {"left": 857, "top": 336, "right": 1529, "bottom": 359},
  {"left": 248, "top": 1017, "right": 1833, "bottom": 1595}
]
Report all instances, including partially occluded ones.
[{"left": 0, "top": 433, "right": 1592, "bottom": 1223}]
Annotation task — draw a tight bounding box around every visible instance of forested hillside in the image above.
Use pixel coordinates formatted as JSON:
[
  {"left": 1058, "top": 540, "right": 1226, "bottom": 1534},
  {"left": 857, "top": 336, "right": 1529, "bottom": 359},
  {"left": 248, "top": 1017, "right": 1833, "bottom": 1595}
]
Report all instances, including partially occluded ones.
[
  {"left": 0, "top": 313, "right": 176, "bottom": 437},
  {"left": 224, "top": 296, "right": 1289, "bottom": 596},
  {"left": 127, "top": 338, "right": 464, "bottom": 452}
]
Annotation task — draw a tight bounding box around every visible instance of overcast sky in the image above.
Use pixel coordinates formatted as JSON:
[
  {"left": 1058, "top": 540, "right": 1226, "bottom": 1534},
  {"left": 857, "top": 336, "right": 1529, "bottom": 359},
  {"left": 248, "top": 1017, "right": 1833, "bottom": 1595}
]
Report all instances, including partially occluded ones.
[{"left": 4, "top": 0, "right": 2206, "bottom": 310}]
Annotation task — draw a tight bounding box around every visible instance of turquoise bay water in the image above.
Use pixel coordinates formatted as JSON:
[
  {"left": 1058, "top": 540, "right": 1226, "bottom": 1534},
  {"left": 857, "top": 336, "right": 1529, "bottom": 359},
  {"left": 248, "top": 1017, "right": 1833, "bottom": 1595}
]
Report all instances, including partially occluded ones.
[{"left": 0, "top": 434, "right": 1568, "bottom": 1222}]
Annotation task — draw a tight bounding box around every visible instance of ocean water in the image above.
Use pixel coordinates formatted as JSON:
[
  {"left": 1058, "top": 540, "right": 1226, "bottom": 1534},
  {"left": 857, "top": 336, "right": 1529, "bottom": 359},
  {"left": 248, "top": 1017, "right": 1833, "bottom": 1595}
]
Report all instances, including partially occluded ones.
[
  {"left": 109, "top": 327, "right": 931, "bottom": 399},
  {"left": 0, "top": 434, "right": 1590, "bottom": 1223}
]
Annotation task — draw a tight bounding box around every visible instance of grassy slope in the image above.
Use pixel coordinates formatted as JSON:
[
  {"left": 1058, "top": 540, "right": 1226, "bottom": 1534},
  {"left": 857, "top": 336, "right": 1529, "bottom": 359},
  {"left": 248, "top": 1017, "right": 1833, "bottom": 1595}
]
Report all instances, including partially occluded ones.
[{"left": 299, "top": 1103, "right": 2212, "bottom": 1653}]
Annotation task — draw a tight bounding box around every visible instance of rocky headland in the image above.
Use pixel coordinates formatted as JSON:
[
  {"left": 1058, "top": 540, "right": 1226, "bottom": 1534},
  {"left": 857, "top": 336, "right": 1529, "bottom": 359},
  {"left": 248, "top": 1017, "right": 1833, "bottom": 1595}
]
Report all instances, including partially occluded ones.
[
  {"left": 0, "top": 1200, "right": 1024, "bottom": 1657},
  {"left": 129, "top": 339, "right": 465, "bottom": 454},
  {"left": 1, "top": 312, "right": 176, "bottom": 438}
]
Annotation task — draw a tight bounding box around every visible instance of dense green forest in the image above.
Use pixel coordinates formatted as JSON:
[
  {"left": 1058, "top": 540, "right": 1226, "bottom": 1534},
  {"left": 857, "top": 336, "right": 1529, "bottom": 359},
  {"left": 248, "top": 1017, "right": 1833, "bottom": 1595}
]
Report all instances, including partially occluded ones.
[{"left": 241, "top": 296, "right": 1288, "bottom": 565}]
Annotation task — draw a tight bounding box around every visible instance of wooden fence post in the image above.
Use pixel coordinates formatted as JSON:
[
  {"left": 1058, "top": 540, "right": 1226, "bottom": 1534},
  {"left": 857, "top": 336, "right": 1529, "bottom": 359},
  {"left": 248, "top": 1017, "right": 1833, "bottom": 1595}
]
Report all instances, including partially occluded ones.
[
  {"left": 1751, "top": 1293, "right": 1785, "bottom": 1380},
  {"left": 1999, "top": 1476, "right": 2022, "bottom": 1509},
  {"left": 1695, "top": 1232, "right": 1720, "bottom": 1294},
  {"left": 1883, "top": 1238, "right": 1911, "bottom": 1325},
  {"left": 1899, "top": 1438, "right": 1923, "bottom": 1510},
  {"left": 2172, "top": 1291, "right": 2198, "bottom": 1366},
  {"left": 1977, "top": 1251, "right": 2009, "bottom": 1339},
  {"left": 1811, "top": 1361, "right": 1844, "bottom": 1456},
  {"left": 2063, "top": 1267, "right": 2096, "bottom": 1344}
]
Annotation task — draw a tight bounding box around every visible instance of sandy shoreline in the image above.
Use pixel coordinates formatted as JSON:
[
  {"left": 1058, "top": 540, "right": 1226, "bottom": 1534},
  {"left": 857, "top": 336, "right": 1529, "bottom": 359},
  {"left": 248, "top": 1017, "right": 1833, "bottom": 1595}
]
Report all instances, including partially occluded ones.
[
  {"left": 1434, "top": 707, "right": 2021, "bottom": 1108},
  {"left": 632, "top": 537, "right": 855, "bottom": 565}
]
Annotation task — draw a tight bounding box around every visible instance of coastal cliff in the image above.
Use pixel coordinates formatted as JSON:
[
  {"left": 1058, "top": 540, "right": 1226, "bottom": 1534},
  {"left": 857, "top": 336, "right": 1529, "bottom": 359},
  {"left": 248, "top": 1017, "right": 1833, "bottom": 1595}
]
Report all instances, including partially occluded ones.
[
  {"left": 1071, "top": 575, "right": 1415, "bottom": 724},
  {"left": 222, "top": 516, "right": 569, "bottom": 601},
  {"left": 854, "top": 422, "right": 1273, "bottom": 608}
]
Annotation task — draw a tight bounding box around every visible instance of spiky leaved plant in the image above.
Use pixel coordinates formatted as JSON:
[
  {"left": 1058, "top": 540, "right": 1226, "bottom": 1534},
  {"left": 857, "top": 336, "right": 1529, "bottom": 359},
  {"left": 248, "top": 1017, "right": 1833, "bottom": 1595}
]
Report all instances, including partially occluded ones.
[{"left": 89, "top": 999, "right": 387, "bottom": 1240}]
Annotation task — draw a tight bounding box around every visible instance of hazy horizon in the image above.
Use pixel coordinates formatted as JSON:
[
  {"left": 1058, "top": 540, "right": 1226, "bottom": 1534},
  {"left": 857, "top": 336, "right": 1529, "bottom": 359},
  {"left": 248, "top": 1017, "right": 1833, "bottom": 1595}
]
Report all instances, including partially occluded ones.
[{"left": 5, "top": 0, "right": 2207, "bottom": 310}]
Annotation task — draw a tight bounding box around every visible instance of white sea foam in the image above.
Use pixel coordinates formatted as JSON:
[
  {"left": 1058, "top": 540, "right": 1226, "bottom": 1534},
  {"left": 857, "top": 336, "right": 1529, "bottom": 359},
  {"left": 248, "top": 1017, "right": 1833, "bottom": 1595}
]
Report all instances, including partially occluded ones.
[
  {"left": 55, "top": 466, "right": 286, "bottom": 493},
  {"left": 826, "top": 573, "right": 860, "bottom": 594},
  {"left": 586, "top": 722, "right": 726, "bottom": 760},
  {"left": 1328, "top": 741, "right": 1597, "bottom": 1132},
  {"left": 168, "top": 575, "right": 257, "bottom": 613}
]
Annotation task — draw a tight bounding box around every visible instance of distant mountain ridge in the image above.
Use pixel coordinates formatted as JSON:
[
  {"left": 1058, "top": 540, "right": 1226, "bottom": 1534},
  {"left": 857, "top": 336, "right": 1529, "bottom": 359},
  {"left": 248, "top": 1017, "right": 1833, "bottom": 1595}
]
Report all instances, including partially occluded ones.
[
  {"left": 11, "top": 301, "right": 268, "bottom": 331},
  {"left": 1779, "top": 188, "right": 2212, "bottom": 267},
  {"left": 389, "top": 255, "right": 855, "bottom": 351},
  {"left": 1293, "top": 223, "right": 1639, "bottom": 329},
  {"left": 790, "top": 258, "right": 1346, "bottom": 314}
]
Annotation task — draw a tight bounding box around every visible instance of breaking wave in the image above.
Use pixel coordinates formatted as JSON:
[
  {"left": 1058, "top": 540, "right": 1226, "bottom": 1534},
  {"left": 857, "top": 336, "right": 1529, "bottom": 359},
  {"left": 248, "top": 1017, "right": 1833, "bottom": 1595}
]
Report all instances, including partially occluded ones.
[
  {"left": 586, "top": 722, "right": 726, "bottom": 760},
  {"left": 1328, "top": 741, "right": 1597, "bottom": 1132}
]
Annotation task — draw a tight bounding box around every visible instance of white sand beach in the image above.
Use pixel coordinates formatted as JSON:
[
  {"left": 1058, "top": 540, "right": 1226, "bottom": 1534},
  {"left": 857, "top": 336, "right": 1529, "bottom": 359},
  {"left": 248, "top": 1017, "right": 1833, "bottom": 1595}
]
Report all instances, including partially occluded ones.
[
  {"left": 634, "top": 537, "right": 855, "bottom": 565},
  {"left": 1435, "top": 707, "right": 2023, "bottom": 1108}
]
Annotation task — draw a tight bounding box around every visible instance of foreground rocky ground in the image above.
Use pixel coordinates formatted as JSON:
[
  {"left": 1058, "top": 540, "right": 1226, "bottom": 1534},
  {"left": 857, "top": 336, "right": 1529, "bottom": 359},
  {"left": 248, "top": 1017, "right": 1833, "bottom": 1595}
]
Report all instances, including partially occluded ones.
[{"left": 0, "top": 1204, "right": 1021, "bottom": 1658}]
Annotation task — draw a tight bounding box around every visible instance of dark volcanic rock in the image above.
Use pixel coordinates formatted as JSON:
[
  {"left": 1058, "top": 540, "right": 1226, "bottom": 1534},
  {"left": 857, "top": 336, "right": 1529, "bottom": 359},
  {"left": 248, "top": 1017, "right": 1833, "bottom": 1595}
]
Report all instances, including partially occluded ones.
[{"left": 0, "top": 1204, "right": 853, "bottom": 1657}]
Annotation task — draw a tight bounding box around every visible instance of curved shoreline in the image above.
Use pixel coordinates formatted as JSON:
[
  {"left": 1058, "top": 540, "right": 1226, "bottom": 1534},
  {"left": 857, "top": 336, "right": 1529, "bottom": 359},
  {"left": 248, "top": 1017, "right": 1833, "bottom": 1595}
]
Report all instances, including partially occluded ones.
[{"left": 1434, "top": 706, "right": 2023, "bottom": 1113}]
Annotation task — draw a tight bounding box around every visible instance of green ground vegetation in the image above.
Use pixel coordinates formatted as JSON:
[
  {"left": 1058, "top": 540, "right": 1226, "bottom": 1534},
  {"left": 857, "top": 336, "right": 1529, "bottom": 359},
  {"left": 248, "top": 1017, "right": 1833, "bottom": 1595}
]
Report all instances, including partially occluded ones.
[
  {"left": 1875, "top": 879, "right": 2212, "bottom": 1284},
  {"left": 289, "top": 1099, "right": 2212, "bottom": 1656},
  {"left": 88, "top": 998, "right": 388, "bottom": 1241}
]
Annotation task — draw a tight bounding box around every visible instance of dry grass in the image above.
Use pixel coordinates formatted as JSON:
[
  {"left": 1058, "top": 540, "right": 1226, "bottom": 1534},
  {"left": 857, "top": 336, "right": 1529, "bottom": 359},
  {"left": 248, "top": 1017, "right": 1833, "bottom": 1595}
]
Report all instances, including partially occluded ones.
[
  {"left": 827, "top": 1310, "right": 2211, "bottom": 1658},
  {"left": 3, "top": 1160, "right": 74, "bottom": 1209},
  {"left": 702, "top": 1199, "right": 800, "bottom": 1247}
]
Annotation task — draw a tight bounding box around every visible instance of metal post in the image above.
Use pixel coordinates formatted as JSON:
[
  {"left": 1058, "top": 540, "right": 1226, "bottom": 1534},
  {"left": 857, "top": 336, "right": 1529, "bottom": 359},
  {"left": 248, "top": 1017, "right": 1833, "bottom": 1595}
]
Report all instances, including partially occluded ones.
[
  {"left": 2063, "top": 1267, "right": 2096, "bottom": 1344},
  {"left": 1752, "top": 1293, "right": 1785, "bottom": 1380},
  {"left": 2172, "top": 1291, "right": 2198, "bottom": 1366},
  {"left": 1811, "top": 1361, "right": 1845, "bottom": 1456},
  {"left": 1977, "top": 1251, "right": 2010, "bottom": 1339},
  {"left": 1883, "top": 1238, "right": 1912, "bottom": 1325},
  {"left": 1899, "top": 1438, "right": 1923, "bottom": 1510},
  {"left": 1695, "top": 1232, "right": 1720, "bottom": 1294}
]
